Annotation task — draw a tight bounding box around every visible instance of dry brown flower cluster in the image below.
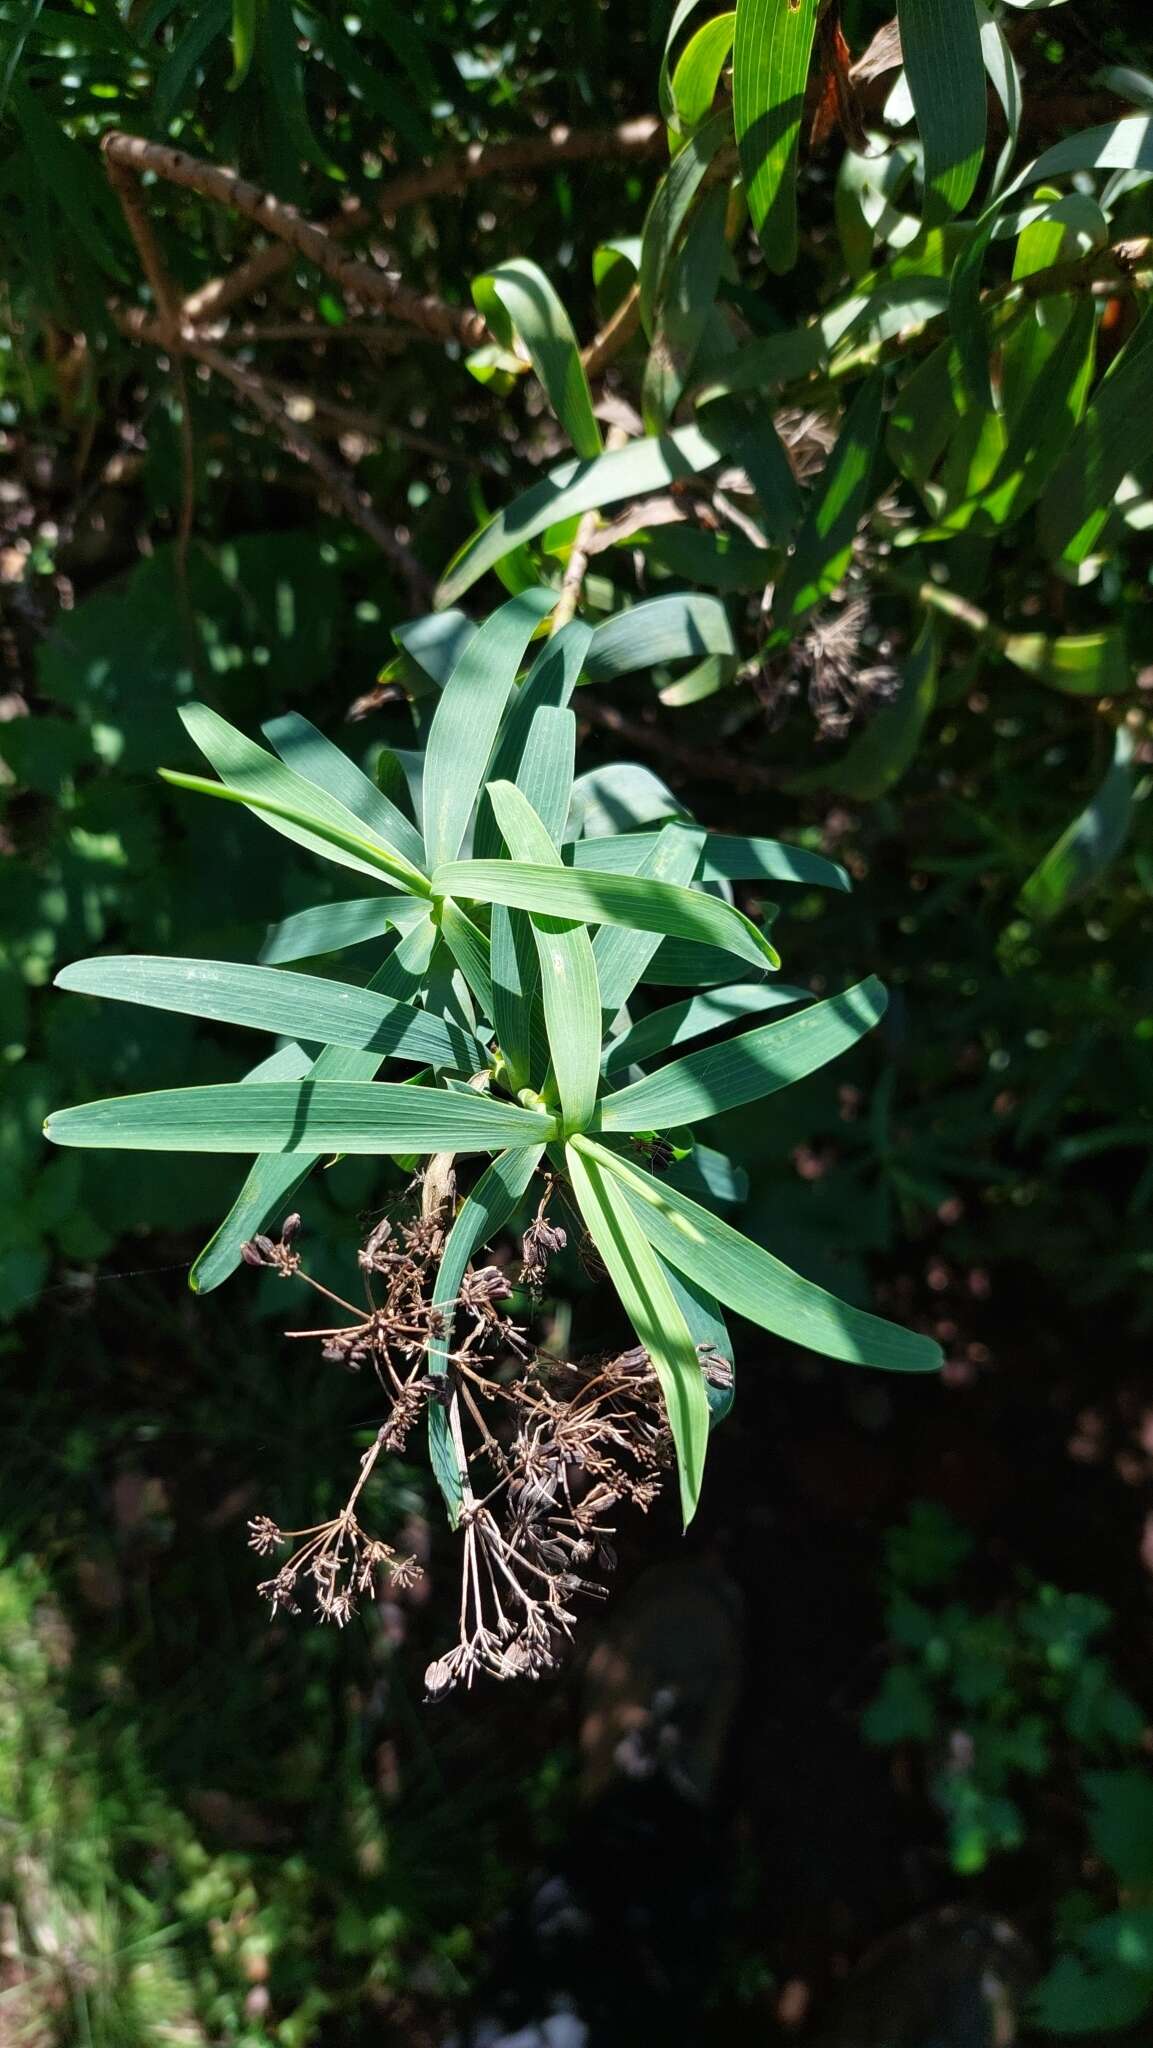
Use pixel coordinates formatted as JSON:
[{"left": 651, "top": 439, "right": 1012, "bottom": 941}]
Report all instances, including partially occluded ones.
[{"left": 240, "top": 1183, "right": 723, "bottom": 1697}]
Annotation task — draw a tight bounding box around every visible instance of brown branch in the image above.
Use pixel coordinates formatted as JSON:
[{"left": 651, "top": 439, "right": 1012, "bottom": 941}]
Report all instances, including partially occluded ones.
[
  {"left": 207, "top": 317, "right": 410, "bottom": 347},
  {"left": 181, "top": 118, "right": 663, "bottom": 328},
  {"left": 104, "top": 143, "right": 197, "bottom": 627},
  {"left": 101, "top": 132, "right": 487, "bottom": 347}
]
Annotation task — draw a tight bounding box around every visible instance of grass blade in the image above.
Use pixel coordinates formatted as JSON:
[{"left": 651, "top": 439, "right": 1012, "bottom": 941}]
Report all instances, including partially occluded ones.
[
  {"left": 592, "top": 822, "right": 705, "bottom": 1019},
  {"left": 1019, "top": 729, "right": 1137, "bottom": 923},
  {"left": 603, "top": 982, "right": 811, "bottom": 1074},
  {"left": 489, "top": 705, "right": 578, "bottom": 1092},
  {"left": 258, "top": 896, "right": 429, "bottom": 966},
  {"left": 173, "top": 704, "right": 429, "bottom": 893},
  {"left": 571, "top": 830, "right": 849, "bottom": 891}
]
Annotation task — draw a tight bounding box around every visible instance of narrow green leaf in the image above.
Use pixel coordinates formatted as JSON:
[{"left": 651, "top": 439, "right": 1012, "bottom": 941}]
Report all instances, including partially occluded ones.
[
  {"left": 643, "top": 937, "right": 772, "bottom": 986},
  {"left": 258, "top": 896, "right": 428, "bottom": 966},
  {"left": 473, "top": 620, "right": 592, "bottom": 861},
  {"left": 977, "top": 0, "right": 1022, "bottom": 197},
  {"left": 671, "top": 12, "right": 736, "bottom": 135},
  {"left": 489, "top": 705, "right": 578, "bottom": 1092},
  {"left": 644, "top": 185, "right": 731, "bottom": 431},
  {"left": 585, "top": 594, "right": 735, "bottom": 684},
  {"left": 1019, "top": 728, "right": 1137, "bottom": 923},
  {"left": 46, "top": 1083, "right": 556, "bottom": 1156},
  {"left": 435, "top": 424, "right": 727, "bottom": 607},
  {"left": 421, "top": 587, "right": 556, "bottom": 870},
  {"left": 566, "top": 764, "right": 687, "bottom": 840},
  {"left": 950, "top": 116, "right": 1153, "bottom": 406},
  {"left": 473, "top": 259, "right": 602, "bottom": 458},
  {"left": 1039, "top": 302, "right": 1153, "bottom": 565},
  {"left": 567, "top": 1138, "right": 710, "bottom": 1526},
  {"left": 933, "top": 295, "right": 1096, "bottom": 533},
  {"left": 427, "top": 1145, "right": 545, "bottom": 1520},
  {"left": 771, "top": 373, "right": 885, "bottom": 637},
  {"left": 660, "top": 0, "right": 710, "bottom": 117},
  {"left": 55, "top": 955, "right": 483, "bottom": 1072},
  {"left": 262, "top": 711, "right": 426, "bottom": 872},
  {"left": 190, "top": 924, "right": 438, "bottom": 1293},
  {"left": 173, "top": 704, "right": 429, "bottom": 893},
  {"left": 595, "top": 976, "right": 887, "bottom": 1131},
  {"left": 603, "top": 982, "right": 811, "bottom": 1074},
  {"left": 437, "top": 899, "right": 495, "bottom": 1021},
  {"left": 229, "top": 0, "right": 258, "bottom": 87},
  {"left": 263, "top": 0, "right": 338, "bottom": 177},
  {"left": 1002, "top": 629, "right": 1131, "bottom": 698},
  {"left": 660, "top": 1257, "right": 735, "bottom": 1426},
  {"left": 588, "top": 1142, "right": 943, "bottom": 1373},
  {"left": 639, "top": 109, "right": 729, "bottom": 331},
  {"left": 732, "top": 0, "right": 821, "bottom": 273},
  {"left": 592, "top": 823, "right": 706, "bottom": 1019},
  {"left": 433, "top": 859, "right": 780, "bottom": 974},
  {"left": 487, "top": 780, "right": 601, "bottom": 1137},
  {"left": 571, "top": 830, "right": 849, "bottom": 891},
  {"left": 392, "top": 609, "right": 476, "bottom": 690},
  {"left": 897, "top": 0, "right": 987, "bottom": 222}
]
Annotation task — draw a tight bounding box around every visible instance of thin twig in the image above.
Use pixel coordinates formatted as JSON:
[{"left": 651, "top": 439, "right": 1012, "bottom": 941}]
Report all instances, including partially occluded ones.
[
  {"left": 103, "top": 146, "right": 198, "bottom": 641},
  {"left": 101, "top": 131, "right": 487, "bottom": 346},
  {"left": 185, "top": 339, "right": 432, "bottom": 603},
  {"left": 580, "top": 284, "right": 642, "bottom": 382},
  {"left": 182, "top": 118, "right": 664, "bottom": 327},
  {"left": 551, "top": 424, "right": 629, "bottom": 633}
]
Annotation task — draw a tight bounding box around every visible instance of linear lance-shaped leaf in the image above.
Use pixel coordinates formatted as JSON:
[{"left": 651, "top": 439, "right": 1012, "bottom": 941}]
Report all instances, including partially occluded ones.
[
  {"left": 45, "top": 1083, "right": 556, "bottom": 1156},
  {"left": 567, "top": 1138, "right": 710, "bottom": 1526},
  {"left": 586, "top": 1140, "right": 943, "bottom": 1374},
  {"left": 594, "top": 977, "right": 887, "bottom": 1131},
  {"left": 190, "top": 919, "right": 439, "bottom": 1295},
  {"left": 733, "top": 0, "right": 821, "bottom": 274},
  {"left": 422, "top": 586, "right": 556, "bottom": 870},
  {"left": 487, "top": 777, "right": 601, "bottom": 1136},
  {"left": 54, "top": 955, "right": 484, "bottom": 1073},
  {"left": 433, "top": 860, "right": 780, "bottom": 974},
  {"left": 473, "top": 258, "right": 603, "bottom": 459},
  {"left": 171, "top": 704, "right": 429, "bottom": 894},
  {"left": 897, "top": 0, "right": 987, "bottom": 222}
]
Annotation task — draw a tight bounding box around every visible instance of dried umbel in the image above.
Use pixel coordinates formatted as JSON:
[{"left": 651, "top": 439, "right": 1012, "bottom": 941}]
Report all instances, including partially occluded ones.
[{"left": 241, "top": 1181, "right": 707, "bottom": 1698}]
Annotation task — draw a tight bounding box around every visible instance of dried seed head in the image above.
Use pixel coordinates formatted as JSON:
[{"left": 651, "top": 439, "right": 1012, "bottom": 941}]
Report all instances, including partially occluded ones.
[{"left": 247, "top": 1514, "right": 283, "bottom": 1557}]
